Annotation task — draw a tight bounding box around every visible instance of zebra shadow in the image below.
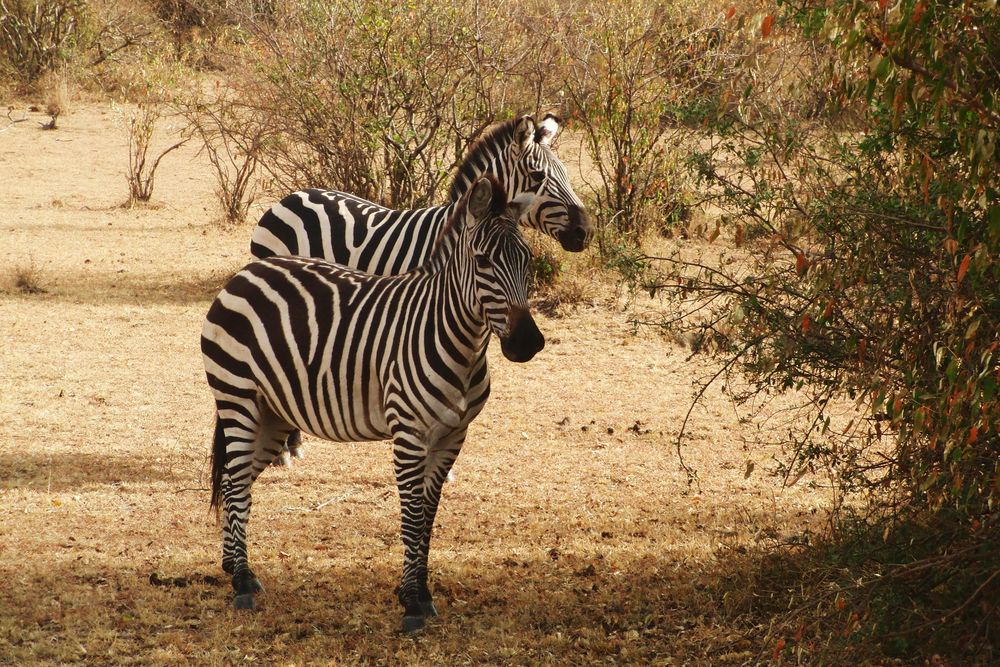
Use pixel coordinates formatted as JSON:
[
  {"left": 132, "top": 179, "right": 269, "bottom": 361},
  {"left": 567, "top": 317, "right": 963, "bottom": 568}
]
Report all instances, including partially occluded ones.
[
  {"left": 0, "top": 450, "right": 203, "bottom": 493},
  {"left": 14, "top": 268, "right": 236, "bottom": 307},
  {"left": 0, "top": 502, "right": 818, "bottom": 661}
]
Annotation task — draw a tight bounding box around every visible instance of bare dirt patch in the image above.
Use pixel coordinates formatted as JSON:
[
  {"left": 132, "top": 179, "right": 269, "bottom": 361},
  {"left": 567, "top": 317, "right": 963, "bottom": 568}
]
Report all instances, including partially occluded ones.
[{"left": 1, "top": 105, "right": 833, "bottom": 664}]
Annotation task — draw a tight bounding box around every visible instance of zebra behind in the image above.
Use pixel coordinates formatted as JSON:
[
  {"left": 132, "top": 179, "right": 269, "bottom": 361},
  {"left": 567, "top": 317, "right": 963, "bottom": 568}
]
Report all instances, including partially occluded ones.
[
  {"left": 251, "top": 114, "right": 588, "bottom": 464},
  {"left": 202, "top": 175, "right": 546, "bottom": 633},
  {"left": 250, "top": 114, "right": 591, "bottom": 266}
]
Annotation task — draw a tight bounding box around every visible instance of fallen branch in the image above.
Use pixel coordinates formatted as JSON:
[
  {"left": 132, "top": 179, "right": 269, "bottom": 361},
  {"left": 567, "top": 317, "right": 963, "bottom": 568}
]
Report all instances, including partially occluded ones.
[{"left": 1, "top": 108, "right": 28, "bottom": 134}]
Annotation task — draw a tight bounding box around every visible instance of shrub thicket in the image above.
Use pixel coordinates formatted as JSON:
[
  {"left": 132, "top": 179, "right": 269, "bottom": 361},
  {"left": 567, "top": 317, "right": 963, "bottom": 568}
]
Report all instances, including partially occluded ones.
[
  {"left": 214, "top": 0, "right": 540, "bottom": 208},
  {"left": 627, "top": 0, "right": 999, "bottom": 659},
  {"left": 560, "top": 0, "right": 736, "bottom": 247},
  {"left": 0, "top": 0, "right": 86, "bottom": 83}
]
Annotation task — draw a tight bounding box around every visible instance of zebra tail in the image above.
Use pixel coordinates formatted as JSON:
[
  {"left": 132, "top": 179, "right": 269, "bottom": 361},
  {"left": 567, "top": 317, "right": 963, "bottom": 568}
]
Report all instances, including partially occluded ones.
[{"left": 209, "top": 417, "right": 226, "bottom": 515}]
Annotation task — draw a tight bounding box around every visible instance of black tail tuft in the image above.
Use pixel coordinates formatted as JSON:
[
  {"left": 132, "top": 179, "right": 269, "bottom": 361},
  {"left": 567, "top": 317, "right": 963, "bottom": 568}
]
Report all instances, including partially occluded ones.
[{"left": 209, "top": 417, "right": 226, "bottom": 515}]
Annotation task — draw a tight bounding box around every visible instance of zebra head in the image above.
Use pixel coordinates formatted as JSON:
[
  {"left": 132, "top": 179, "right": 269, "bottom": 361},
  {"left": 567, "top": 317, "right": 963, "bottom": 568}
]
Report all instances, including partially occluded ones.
[
  {"left": 507, "top": 114, "right": 592, "bottom": 253},
  {"left": 466, "top": 176, "right": 546, "bottom": 363}
]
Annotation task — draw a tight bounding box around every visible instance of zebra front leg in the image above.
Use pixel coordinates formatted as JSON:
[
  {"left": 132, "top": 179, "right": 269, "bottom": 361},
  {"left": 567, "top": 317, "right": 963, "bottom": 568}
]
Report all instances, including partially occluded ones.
[
  {"left": 416, "top": 429, "right": 467, "bottom": 619},
  {"left": 392, "top": 434, "right": 429, "bottom": 633}
]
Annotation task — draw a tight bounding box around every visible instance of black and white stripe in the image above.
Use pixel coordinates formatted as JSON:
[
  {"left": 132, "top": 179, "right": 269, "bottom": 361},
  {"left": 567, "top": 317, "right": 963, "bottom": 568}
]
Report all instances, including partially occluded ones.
[
  {"left": 253, "top": 114, "right": 589, "bottom": 465},
  {"left": 203, "top": 176, "right": 546, "bottom": 633},
  {"left": 250, "top": 114, "right": 591, "bottom": 266}
]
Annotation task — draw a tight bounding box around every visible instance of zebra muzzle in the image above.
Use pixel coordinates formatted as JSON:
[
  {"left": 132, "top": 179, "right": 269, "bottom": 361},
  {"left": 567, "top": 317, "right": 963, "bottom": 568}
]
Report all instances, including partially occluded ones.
[
  {"left": 556, "top": 206, "right": 592, "bottom": 252},
  {"left": 500, "top": 307, "right": 545, "bottom": 363}
]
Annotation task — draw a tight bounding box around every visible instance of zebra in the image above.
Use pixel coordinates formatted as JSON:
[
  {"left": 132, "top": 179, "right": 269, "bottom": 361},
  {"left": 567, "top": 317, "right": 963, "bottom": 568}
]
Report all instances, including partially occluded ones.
[
  {"left": 250, "top": 113, "right": 590, "bottom": 464},
  {"left": 251, "top": 114, "right": 590, "bottom": 263},
  {"left": 202, "top": 175, "right": 546, "bottom": 633}
]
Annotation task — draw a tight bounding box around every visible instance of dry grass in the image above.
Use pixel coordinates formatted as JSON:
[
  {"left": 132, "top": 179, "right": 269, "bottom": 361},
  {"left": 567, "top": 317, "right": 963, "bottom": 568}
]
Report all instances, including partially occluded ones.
[
  {"left": 0, "top": 104, "right": 839, "bottom": 665},
  {"left": 6, "top": 258, "right": 47, "bottom": 294},
  {"left": 38, "top": 71, "right": 70, "bottom": 130}
]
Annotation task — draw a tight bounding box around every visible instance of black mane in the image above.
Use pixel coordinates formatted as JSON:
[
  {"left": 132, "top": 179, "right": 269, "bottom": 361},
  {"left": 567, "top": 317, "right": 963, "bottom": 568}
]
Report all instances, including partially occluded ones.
[{"left": 447, "top": 118, "right": 521, "bottom": 202}]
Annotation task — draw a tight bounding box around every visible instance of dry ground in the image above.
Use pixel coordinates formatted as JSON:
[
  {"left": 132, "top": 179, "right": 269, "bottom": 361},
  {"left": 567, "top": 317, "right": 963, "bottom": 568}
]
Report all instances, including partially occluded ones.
[{"left": 1, "top": 105, "right": 835, "bottom": 665}]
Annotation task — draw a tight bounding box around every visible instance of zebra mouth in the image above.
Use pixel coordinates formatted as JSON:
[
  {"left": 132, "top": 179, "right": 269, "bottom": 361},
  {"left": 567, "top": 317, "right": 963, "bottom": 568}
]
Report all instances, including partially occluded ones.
[
  {"left": 500, "top": 309, "right": 545, "bottom": 363},
  {"left": 557, "top": 207, "right": 592, "bottom": 252},
  {"left": 500, "top": 336, "right": 543, "bottom": 362}
]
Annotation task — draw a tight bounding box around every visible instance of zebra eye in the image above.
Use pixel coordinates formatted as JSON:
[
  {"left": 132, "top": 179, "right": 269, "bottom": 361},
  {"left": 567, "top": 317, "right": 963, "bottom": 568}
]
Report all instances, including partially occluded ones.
[{"left": 474, "top": 254, "right": 492, "bottom": 270}]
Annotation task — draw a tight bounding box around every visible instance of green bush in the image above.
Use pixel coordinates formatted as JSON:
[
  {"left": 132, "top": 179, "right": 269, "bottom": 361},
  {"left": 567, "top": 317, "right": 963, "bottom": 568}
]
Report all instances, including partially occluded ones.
[
  {"left": 626, "top": 0, "right": 998, "bottom": 658},
  {"left": 528, "top": 249, "right": 562, "bottom": 295}
]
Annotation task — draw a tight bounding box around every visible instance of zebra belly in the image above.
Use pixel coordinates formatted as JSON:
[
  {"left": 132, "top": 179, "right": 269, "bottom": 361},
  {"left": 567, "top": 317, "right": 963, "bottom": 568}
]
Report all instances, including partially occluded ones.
[{"left": 267, "top": 368, "right": 391, "bottom": 444}]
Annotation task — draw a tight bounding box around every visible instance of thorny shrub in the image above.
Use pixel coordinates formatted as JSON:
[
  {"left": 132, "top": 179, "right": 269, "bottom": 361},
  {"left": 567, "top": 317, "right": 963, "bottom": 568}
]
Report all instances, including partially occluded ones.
[
  {"left": 0, "top": 0, "right": 86, "bottom": 83},
  {"left": 623, "top": 0, "right": 998, "bottom": 660},
  {"left": 178, "top": 91, "right": 267, "bottom": 223},
  {"left": 217, "top": 0, "right": 538, "bottom": 208},
  {"left": 112, "top": 55, "right": 189, "bottom": 205},
  {"left": 560, "top": 0, "right": 745, "bottom": 247},
  {"left": 121, "top": 100, "right": 187, "bottom": 205}
]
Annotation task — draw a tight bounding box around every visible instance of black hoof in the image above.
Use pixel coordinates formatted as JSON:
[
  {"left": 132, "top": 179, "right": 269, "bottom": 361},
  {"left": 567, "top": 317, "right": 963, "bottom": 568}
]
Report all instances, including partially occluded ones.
[
  {"left": 233, "top": 593, "right": 256, "bottom": 610},
  {"left": 401, "top": 614, "right": 426, "bottom": 634},
  {"left": 419, "top": 599, "right": 438, "bottom": 618},
  {"left": 233, "top": 572, "right": 264, "bottom": 596}
]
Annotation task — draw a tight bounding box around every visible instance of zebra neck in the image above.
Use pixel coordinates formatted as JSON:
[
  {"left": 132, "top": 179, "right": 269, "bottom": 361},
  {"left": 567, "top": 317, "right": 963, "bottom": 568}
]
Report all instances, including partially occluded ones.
[
  {"left": 421, "top": 230, "right": 488, "bottom": 342},
  {"left": 419, "top": 198, "right": 467, "bottom": 273},
  {"left": 447, "top": 122, "right": 517, "bottom": 202}
]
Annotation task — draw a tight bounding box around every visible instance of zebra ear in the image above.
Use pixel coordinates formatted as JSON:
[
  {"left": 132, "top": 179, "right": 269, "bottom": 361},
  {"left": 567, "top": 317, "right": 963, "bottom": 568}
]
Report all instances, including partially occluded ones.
[
  {"left": 469, "top": 177, "right": 495, "bottom": 220},
  {"left": 513, "top": 116, "right": 536, "bottom": 154},
  {"left": 534, "top": 114, "right": 561, "bottom": 146}
]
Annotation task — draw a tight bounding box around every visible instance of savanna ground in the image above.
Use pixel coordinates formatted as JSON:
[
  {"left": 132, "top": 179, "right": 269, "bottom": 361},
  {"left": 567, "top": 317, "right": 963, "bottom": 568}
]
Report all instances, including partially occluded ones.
[{"left": 0, "top": 105, "right": 836, "bottom": 664}]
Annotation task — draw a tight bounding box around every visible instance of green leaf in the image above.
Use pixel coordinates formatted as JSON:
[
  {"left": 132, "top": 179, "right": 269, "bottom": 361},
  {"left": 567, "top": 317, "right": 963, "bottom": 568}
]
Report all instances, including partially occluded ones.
[
  {"left": 965, "top": 318, "right": 981, "bottom": 340},
  {"left": 874, "top": 56, "right": 892, "bottom": 80}
]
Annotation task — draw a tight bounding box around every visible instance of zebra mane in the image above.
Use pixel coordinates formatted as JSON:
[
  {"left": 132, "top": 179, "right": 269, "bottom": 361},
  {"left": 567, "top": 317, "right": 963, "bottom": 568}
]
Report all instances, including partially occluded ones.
[
  {"left": 446, "top": 118, "right": 522, "bottom": 203},
  {"left": 432, "top": 175, "right": 507, "bottom": 262}
]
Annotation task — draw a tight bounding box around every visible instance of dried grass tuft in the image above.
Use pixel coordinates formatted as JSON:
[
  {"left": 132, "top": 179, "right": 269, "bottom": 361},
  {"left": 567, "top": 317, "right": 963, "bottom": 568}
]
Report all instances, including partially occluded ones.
[{"left": 9, "top": 260, "right": 48, "bottom": 294}]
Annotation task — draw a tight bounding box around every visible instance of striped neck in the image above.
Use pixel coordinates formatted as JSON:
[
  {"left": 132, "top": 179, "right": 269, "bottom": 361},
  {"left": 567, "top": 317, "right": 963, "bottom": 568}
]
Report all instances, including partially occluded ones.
[
  {"left": 419, "top": 203, "right": 490, "bottom": 350},
  {"left": 447, "top": 119, "right": 520, "bottom": 203},
  {"left": 421, "top": 198, "right": 469, "bottom": 276}
]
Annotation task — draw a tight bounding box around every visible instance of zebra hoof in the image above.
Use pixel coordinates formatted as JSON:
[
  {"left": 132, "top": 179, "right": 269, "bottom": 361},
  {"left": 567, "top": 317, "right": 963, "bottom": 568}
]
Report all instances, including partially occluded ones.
[
  {"left": 233, "top": 573, "right": 264, "bottom": 597},
  {"left": 233, "top": 593, "right": 257, "bottom": 610},
  {"left": 400, "top": 614, "right": 426, "bottom": 634},
  {"left": 419, "top": 599, "right": 438, "bottom": 618}
]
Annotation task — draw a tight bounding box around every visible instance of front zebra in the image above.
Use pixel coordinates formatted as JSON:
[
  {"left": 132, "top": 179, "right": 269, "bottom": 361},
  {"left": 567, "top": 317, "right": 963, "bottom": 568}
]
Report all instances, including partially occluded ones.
[
  {"left": 202, "top": 176, "right": 545, "bottom": 633},
  {"left": 251, "top": 113, "right": 589, "bottom": 464}
]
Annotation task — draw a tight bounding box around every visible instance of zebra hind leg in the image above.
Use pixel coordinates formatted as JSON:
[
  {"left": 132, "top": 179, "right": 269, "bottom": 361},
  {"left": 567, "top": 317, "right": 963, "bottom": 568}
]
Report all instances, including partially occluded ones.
[{"left": 215, "top": 400, "right": 291, "bottom": 610}]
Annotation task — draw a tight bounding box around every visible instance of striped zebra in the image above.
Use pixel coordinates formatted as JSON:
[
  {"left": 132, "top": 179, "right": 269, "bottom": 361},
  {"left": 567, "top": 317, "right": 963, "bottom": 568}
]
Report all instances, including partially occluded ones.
[
  {"left": 250, "top": 113, "right": 589, "bottom": 464},
  {"left": 203, "top": 175, "right": 545, "bottom": 633}
]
